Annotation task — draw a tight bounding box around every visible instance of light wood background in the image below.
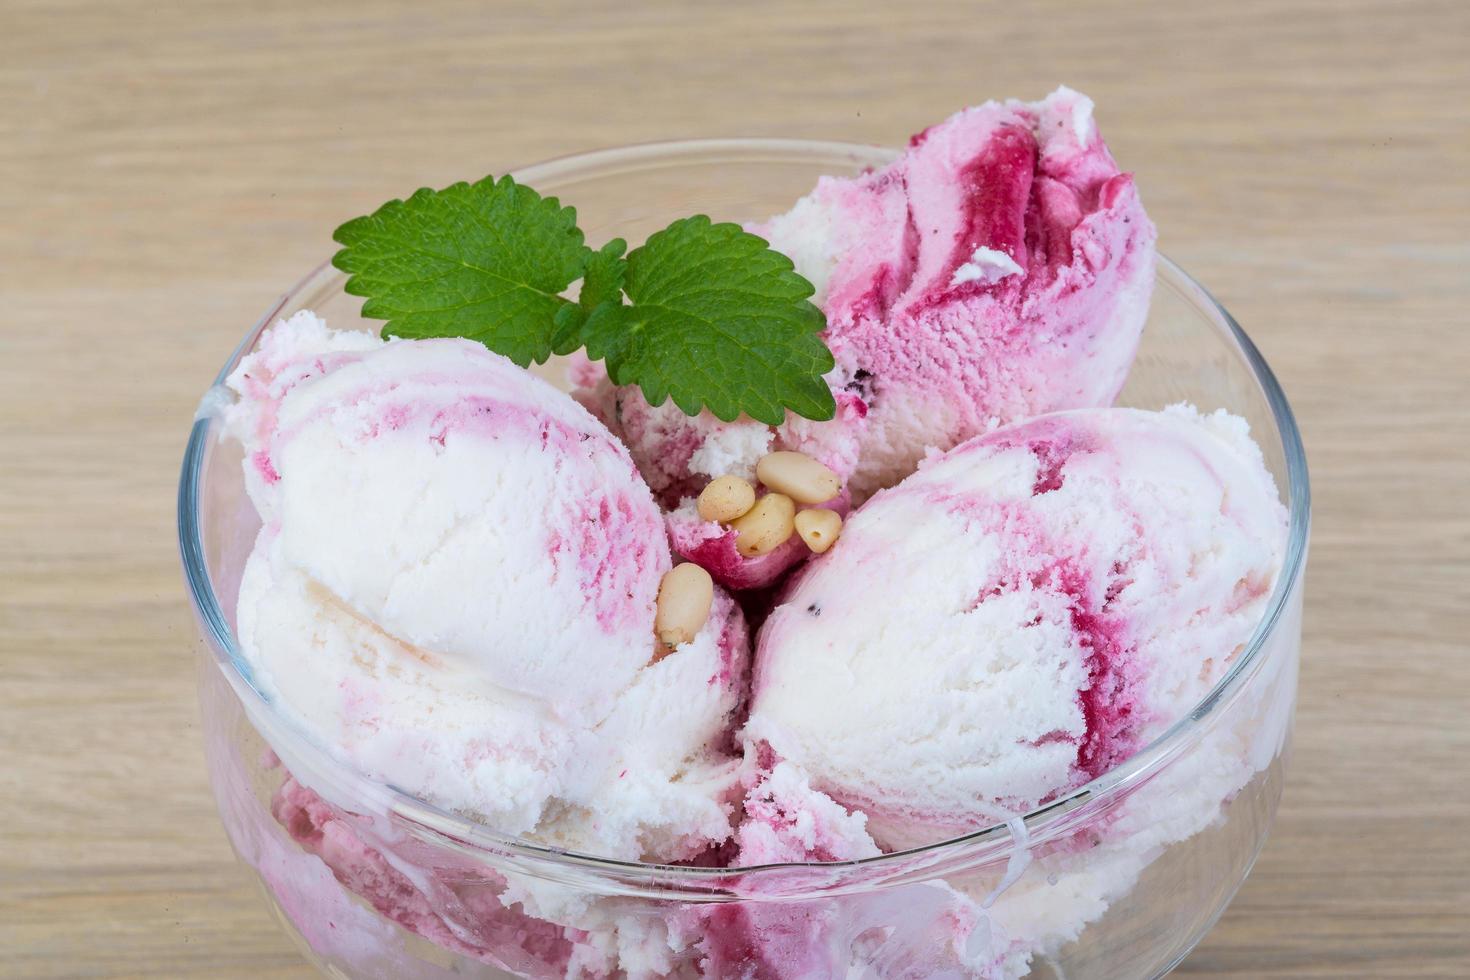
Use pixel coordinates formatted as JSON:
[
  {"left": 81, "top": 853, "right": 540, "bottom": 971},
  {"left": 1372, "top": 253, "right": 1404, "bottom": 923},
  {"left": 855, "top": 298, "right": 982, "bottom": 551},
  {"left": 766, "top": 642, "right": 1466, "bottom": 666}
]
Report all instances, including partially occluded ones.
[{"left": 3, "top": 1, "right": 1467, "bottom": 976}]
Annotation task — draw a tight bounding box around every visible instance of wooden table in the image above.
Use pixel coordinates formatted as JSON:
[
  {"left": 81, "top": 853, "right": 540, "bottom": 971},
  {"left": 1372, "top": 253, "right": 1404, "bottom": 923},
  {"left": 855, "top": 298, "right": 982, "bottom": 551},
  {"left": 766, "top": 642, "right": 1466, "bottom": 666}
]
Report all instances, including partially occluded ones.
[{"left": 3, "top": 1, "right": 1466, "bottom": 975}]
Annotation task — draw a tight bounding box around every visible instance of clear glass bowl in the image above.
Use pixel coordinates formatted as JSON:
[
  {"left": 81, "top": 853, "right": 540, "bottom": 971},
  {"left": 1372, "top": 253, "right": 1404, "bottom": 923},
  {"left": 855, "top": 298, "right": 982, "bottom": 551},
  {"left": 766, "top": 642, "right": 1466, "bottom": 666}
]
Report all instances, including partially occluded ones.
[{"left": 180, "top": 140, "right": 1310, "bottom": 979}]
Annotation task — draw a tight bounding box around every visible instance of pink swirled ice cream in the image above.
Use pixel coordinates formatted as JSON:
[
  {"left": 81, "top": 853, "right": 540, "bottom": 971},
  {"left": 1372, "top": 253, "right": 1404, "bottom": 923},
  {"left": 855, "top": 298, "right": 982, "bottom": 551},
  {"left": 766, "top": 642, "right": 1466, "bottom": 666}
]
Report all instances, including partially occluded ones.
[
  {"left": 743, "top": 406, "right": 1287, "bottom": 853},
  {"left": 689, "top": 405, "right": 1291, "bottom": 977},
  {"left": 199, "top": 86, "right": 1301, "bottom": 980},
  {"left": 225, "top": 313, "right": 749, "bottom": 861},
  {"left": 578, "top": 85, "right": 1156, "bottom": 589}
]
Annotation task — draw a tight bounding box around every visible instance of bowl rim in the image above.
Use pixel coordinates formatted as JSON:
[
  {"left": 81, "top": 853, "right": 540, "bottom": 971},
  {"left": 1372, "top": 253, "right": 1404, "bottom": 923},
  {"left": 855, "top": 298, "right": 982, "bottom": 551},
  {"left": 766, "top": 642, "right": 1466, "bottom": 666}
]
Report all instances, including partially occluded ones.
[{"left": 178, "top": 137, "right": 1311, "bottom": 887}]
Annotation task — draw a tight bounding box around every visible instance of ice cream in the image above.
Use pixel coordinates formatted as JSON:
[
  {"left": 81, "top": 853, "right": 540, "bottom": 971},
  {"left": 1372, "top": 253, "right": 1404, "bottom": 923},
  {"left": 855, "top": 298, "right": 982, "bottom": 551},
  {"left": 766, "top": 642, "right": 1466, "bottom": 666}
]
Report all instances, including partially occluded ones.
[
  {"left": 743, "top": 405, "right": 1287, "bottom": 853},
  {"left": 578, "top": 85, "right": 1156, "bottom": 590},
  {"left": 195, "top": 85, "right": 1303, "bottom": 980},
  {"left": 225, "top": 313, "right": 750, "bottom": 861}
]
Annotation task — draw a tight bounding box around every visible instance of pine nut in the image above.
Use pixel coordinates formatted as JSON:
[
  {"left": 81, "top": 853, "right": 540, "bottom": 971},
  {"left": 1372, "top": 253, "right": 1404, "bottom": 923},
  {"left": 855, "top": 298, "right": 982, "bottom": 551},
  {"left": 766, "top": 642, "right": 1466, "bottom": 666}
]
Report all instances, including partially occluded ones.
[
  {"left": 654, "top": 563, "right": 714, "bottom": 649},
  {"left": 697, "top": 475, "right": 757, "bottom": 524},
  {"left": 794, "top": 508, "right": 842, "bottom": 554},
  {"left": 756, "top": 451, "right": 841, "bottom": 505},
  {"left": 729, "top": 493, "right": 796, "bottom": 557}
]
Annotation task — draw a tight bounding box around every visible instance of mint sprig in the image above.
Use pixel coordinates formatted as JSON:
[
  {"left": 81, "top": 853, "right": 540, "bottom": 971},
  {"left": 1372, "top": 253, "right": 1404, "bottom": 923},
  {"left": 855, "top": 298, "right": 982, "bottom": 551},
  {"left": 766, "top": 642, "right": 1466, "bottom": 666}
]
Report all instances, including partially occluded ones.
[
  {"left": 582, "top": 217, "right": 834, "bottom": 425},
  {"left": 332, "top": 175, "right": 835, "bottom": 424},
  {"left": 551, "top": 237, "right": 627, "bottom": 356}
]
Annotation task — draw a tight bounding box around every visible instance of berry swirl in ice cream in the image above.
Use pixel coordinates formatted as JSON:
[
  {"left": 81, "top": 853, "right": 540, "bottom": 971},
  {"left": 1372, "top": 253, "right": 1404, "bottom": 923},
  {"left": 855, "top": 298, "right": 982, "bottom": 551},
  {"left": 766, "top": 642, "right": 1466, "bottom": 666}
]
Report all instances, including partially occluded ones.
[
  {"left": 743, "top": 406, "right": 1287, "bottom": 853},
  {"left": 226, "top": 313, "right": 750, "bottom": 861}
]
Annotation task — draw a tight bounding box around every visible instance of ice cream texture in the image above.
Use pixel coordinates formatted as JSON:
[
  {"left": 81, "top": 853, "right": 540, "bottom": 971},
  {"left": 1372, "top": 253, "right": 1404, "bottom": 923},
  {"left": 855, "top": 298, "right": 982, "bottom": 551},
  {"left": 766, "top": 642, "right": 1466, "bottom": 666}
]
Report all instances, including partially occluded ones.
[
  {"left": 202, "top": 87, "right": 1302, "bottom": 980},
  {"left": 226, "top": 312, "right": 749, "bottom": 861},
  {"left": 577, "top": 85, "right": 1156, "bottom": 594},
  {"left": 744, "top": 405, "right": 1287, "bottom": 852}
]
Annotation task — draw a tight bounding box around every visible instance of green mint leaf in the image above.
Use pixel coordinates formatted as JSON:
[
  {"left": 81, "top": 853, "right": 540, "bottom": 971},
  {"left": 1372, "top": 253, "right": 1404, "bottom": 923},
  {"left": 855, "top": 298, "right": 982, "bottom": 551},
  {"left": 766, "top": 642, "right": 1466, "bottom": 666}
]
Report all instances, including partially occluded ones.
[
  {"left": 579, "top": 238, "right": 628, "bottom": 312},
  {"left": 550, "top": 304, "right": 586, "bottom": 356},
  {"left": 551, "top": 238, "right": 628, "bottom": 355},
  {"left": 332, "top": 175, "right": 589, "bottom": 366},
  {"left": 581, "top": 216, "right": 835, "bottom": 425},
  {"left": 580, "top": 301, "right": 639, "bottom": 377}
]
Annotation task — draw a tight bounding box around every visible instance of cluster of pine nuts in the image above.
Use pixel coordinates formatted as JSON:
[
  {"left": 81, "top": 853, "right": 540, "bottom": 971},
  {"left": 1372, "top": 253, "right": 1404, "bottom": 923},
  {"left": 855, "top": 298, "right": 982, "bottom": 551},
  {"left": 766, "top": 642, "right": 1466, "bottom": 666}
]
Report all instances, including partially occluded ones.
[
  {"left": 698, "top": 450, "right": 844, "bottom": 558},
  {"left": 652, "top": 450, "right": 846, "bottom": 654}
]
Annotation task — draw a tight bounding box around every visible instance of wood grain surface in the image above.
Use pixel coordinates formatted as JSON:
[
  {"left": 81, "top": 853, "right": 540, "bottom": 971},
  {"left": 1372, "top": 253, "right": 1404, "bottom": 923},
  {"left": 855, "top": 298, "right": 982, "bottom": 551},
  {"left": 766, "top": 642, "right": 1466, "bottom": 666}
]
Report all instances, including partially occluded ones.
[{"left": 3, "top": 0, "right": 1467, "bottom": 976}]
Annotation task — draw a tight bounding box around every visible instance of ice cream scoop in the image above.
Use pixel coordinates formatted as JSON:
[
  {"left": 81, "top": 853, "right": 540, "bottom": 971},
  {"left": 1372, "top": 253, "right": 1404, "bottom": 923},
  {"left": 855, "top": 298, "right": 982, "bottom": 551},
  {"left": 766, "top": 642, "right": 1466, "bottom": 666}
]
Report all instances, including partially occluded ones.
[
  {"left": 743, "top": 405, "right": 1287, "bottom": 852},
  {"left": 579, "top": 86, "right": 1156, "bottom": 590},
  {"left": 226, "top": 316, "right": 750, "bottom": 861},
  {"left": 772, "top": 85, "right": 1157, "bottom": 498}
]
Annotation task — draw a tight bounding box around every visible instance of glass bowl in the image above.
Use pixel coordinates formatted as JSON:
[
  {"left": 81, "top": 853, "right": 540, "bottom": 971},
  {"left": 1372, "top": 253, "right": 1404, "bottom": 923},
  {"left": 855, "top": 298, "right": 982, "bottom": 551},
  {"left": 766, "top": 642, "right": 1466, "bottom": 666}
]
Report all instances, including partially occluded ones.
[{"left": 180, "top": 140, "right": 1310, "bottom": 979}]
